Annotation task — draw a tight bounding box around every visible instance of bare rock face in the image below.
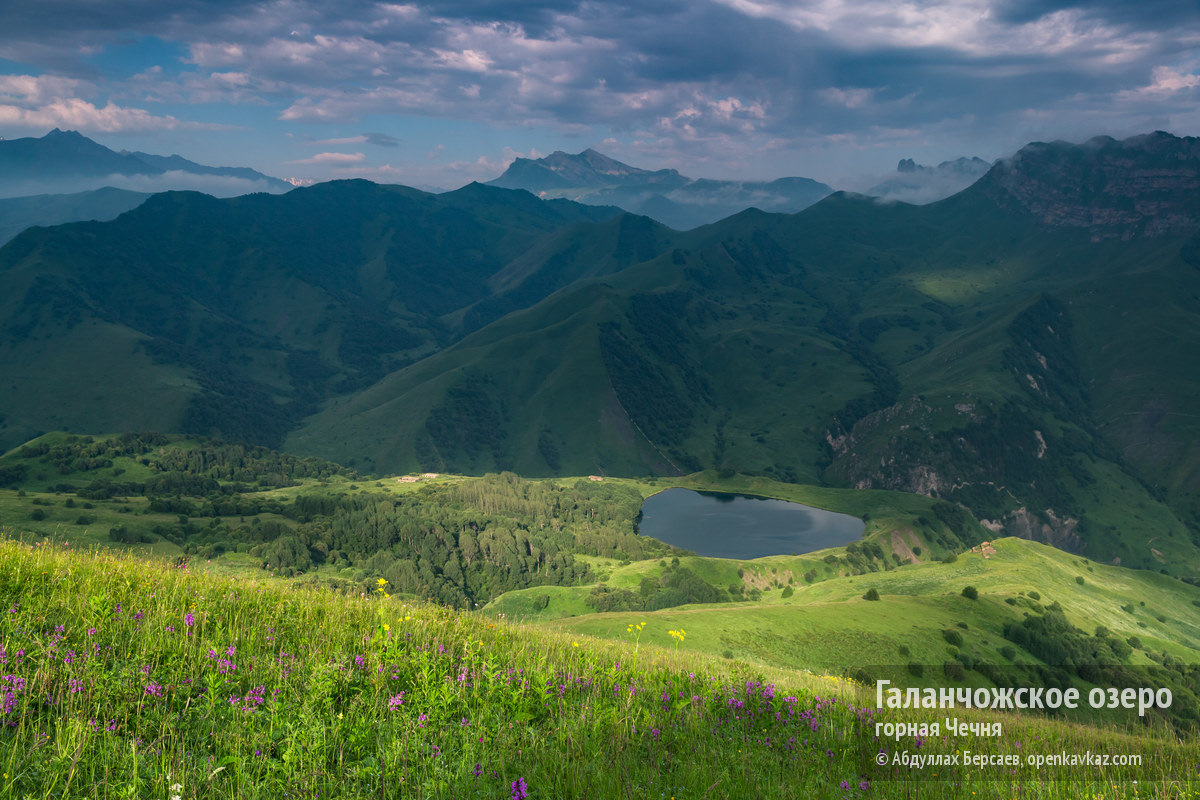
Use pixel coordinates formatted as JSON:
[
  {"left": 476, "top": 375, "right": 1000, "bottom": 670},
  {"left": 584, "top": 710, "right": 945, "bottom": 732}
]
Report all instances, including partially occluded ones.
[
  {"left": 978, "top": 132, "right": 1200, "bottom": 239},
  {"left": 981, "top": 508, "right": 1084, "bottom": 553}
]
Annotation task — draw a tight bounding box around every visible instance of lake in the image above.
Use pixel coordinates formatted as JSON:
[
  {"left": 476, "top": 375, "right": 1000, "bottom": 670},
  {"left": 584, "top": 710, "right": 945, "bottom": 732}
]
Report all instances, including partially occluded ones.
[{"left": 637, "top": 488, "right": 865, "bottom": 559}]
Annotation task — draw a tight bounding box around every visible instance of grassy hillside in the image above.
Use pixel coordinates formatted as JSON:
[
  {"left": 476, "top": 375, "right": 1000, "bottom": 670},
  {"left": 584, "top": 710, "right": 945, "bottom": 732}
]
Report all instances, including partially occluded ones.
[
  {"left": 537, "top": 538, "right": 1200, "bottom": 678},
  {"left": 3, "top": 535, "right": 1197, "bottom": 798}
]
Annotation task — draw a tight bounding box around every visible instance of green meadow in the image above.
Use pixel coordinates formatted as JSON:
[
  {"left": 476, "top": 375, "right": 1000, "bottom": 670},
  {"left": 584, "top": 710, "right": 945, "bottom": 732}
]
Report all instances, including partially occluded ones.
[
  {"left": 2, "top": 537, "right": 1198, "bottom": 799},
  {"left": 0, "top": 434, "right": 1197, "bottom": 796}
]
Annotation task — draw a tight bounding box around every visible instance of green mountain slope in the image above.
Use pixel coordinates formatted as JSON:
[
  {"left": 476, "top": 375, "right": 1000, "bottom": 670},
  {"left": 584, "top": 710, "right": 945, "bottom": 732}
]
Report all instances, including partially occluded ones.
[
  {"left": 0, "top": 181, "right": 626, "bottom": 451},
  {"left": 4, "top": 133, "right": 1200, "bottom": 576},
  {"left": 290, "top": 135, "right": 1200, "bottom": 575}
]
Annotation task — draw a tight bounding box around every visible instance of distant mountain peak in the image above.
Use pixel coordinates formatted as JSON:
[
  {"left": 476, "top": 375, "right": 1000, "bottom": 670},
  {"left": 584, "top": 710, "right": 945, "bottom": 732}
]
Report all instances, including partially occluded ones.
[
  {"left": 0, "top": 129, "right": 290, "bottom": 198},
  {"left": 488, "top": 149, "right": 830, "bottom": 229},
  {"left": 867, "top": 155, "right": 992, "bottom": 204}
]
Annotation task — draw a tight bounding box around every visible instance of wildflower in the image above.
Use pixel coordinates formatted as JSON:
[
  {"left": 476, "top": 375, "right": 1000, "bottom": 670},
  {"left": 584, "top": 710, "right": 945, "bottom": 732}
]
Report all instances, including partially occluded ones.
[
  {"left": 388, "top": 693, "right": 405, "bottom": 710},
  {"left": 511, "top": 777, "right": 529, "bottom": 800}
]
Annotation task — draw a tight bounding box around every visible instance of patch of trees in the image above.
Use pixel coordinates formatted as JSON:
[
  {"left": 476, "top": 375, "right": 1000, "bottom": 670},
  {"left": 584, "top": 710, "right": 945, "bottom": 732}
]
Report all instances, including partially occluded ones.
[
  {"left": 16, "top": 433, "right": 352, "bottom": 489},
  {"left": 1002, "top": 603, "right": 1200, "bottom": 734},
  {"left": 588, "top": 560, "right": 731, "bottom": 613},
  {"left": 236, "top": 473, "right": 671, "bottom": 607}
]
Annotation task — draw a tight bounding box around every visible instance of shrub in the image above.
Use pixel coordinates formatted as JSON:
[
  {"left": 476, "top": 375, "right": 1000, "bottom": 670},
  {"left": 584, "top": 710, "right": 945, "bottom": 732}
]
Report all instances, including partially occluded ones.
[
  {"left": 944, "top": 661, "right": 966, "bottom": 681},
  {"left": 1028, "top": 591, "right": 1040, "bottom": 600},
  {"left": 941, "top": 552, "right": 958, "bottom": 564},
  {"left": 862, "top": 588, "right": 880, "bottom": 601},
  {"left": 961, "top": 585, "right": 978, "bottom": 600},
  {"left": 999, "top": 645, "right": 1017, "bottom": 661},
  {"left": 30, "top": 509, "right": 45, "bottom": 521},
  {"left": 1075, "top": 576, "right": 1085, "bottom": 585},
  {"left": 942, "top": 629, "right": 964, "bottom": 647},
  {"left": 781, "top": 586, "right": 794, "bottom": 598}
]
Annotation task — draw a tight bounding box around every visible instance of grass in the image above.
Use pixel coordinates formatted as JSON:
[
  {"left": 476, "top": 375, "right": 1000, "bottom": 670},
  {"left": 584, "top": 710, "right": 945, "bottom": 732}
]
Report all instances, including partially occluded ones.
[
  {"left": 3, "top": 535, "right": 1197, "bottom": 798},
  {"left": 541, "top": 539, "right": 1200, "bottom": 673}
]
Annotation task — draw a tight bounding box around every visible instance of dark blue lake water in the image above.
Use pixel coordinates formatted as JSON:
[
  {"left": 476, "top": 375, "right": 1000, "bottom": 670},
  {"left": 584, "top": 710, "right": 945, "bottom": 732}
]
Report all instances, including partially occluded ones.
[{"left": 637, "top": 488, "right": 864, "bottom": 559}]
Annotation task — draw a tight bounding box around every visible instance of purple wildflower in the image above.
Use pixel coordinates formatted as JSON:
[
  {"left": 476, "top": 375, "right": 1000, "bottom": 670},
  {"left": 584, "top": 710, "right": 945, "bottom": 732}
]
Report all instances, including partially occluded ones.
[{"left": 510, "top": 777, "right": 529, "bottom": 800}]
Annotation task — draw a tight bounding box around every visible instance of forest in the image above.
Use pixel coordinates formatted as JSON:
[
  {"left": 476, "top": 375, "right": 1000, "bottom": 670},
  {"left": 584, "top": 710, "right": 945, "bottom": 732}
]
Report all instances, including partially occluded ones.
[{"left": 0, "top": 434, "right": 691, "bottom": 608}]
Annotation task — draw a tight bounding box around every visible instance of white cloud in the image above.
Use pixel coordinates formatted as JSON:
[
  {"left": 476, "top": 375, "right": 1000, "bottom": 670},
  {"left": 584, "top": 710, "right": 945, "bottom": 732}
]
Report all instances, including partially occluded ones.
[
  {"left": 0, "top": 96, "right": 213, "bottom": 133},
  {"left": 0, "top": 72, "right": 230, "bottom": 133},
  {"left": 1140, "top": 66, "right": 1200, "bottom": 94},
  {"left": 287, "top": 151, "right": 366, "bottom": 164}
]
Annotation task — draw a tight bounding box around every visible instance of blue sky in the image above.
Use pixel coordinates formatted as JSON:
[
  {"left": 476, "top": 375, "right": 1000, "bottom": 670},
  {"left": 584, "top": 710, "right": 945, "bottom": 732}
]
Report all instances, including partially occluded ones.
[{"left": 1, "top": 0, "right": 1198, "bottom": 190}]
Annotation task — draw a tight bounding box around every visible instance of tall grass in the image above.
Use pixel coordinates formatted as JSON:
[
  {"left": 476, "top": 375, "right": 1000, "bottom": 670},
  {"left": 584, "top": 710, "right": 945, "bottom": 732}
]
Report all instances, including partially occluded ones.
[{"left": 1, "top": 536, "right": 1196, "bottom": 798}]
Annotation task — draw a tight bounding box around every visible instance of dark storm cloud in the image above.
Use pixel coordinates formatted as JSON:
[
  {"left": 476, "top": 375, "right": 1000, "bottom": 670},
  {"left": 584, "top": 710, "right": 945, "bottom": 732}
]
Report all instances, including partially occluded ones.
[
  {"left": 363, "top": 132, "right": 400, "bottom": 147},
  {"left": 995, "top": 0, "right": 1200, "bottom": 27}
]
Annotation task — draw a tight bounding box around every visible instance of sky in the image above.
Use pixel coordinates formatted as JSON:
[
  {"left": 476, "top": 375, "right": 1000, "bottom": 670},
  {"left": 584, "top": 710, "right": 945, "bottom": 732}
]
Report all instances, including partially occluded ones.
[{"left": 1, "top": 0, "right": 1198, "bottom": 191}]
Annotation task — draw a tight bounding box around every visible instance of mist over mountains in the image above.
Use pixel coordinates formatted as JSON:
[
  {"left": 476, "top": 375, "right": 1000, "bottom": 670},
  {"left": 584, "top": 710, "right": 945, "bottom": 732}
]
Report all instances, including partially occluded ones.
[
  {"left": 865, "top": 156, "right": 993, "bottom": 204},
  {"left": 3, "top": 131, "right": 1200, "bottom": 578},
  {"left": 0, "top": 128, "right": 291, "bottom": 198},
  {"left": 488, "top": 148, "right": 834, "bottom": 229}
]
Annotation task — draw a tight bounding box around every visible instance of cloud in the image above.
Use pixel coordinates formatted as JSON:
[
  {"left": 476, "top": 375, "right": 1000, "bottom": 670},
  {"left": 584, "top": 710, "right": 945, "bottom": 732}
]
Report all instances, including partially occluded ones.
[
  {"left": 0, "top": 72, "right": 231, "bottom": 133},
  {"left": 308, "top": 132, "right": 401, "bottom": 147},
  {"left": 287, "top": 151, "right": 366, "bottom": 164},
  {"left": 2, "top": 0, "right": 1199, "bottom": 184},
  {"left": 0, "top": 169, "right": 288, "bottom": 200},
  {"left": 0, "top": 96, "right": 216, "bottom": 133}
]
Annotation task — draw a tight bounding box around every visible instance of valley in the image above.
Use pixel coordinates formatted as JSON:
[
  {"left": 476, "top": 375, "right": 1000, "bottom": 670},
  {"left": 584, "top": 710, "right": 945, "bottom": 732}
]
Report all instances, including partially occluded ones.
[{"left": 2, "top": 131, "right": 1200, "bottom": 797}]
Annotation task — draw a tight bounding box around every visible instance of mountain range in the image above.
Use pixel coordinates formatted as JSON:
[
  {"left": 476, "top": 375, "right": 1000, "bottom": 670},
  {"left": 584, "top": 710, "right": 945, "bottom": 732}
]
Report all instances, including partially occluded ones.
[
  {"left": 2, "top": 131, "right": 1200, "bottom": 579},
  {"left": 0, "top": 128, "right": 291, "bottom": 198},
  {"left": 488, "top": 148, "right": 834, "bottom": 229},
  {"left": 865, "top": 156, "right": 993, "bottom": 204}
]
